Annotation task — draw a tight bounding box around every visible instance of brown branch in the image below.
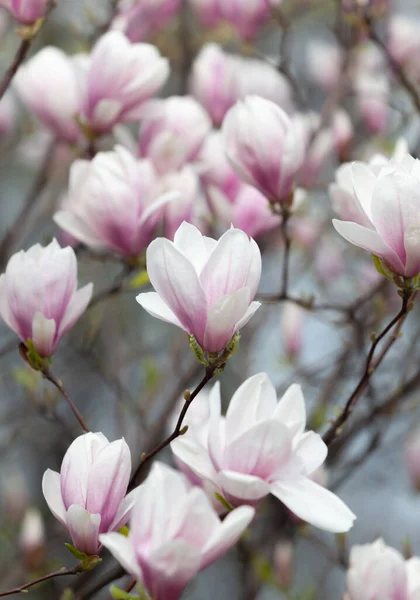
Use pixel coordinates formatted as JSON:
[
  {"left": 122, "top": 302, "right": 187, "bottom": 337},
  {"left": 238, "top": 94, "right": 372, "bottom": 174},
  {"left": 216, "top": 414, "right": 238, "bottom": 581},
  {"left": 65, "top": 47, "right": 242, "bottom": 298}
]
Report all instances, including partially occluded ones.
[
  {"left": 43, "top": 368, "right": 90, "bottom": 433},
  {"left": 0, "top": 1, "right": 56, "bottom": 102},
  {"left": 323, "top": 290, "right": 413, "bottom": 446},
  {"left": 129, "top": 365, "right": 216, "bottom": 486},
  {"left": 0, "top": 566, "right": 82, "bottom": 597}
]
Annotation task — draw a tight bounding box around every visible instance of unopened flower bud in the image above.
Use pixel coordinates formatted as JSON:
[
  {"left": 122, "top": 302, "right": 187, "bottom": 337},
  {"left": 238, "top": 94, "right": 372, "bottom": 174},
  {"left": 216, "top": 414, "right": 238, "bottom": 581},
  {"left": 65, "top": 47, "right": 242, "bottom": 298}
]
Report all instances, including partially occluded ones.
[{"left": 20, "top": 508, "right": 45, "bottom": 571}]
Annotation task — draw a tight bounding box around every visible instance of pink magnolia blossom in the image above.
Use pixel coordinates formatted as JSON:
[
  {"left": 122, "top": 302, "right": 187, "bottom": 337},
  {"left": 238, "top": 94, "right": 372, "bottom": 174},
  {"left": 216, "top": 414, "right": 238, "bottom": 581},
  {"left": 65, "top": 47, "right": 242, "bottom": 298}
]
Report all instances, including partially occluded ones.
[
  {"left": 197, "top": 131, "right": 242, "bottom": 202},
  {"left": 207, "top": 183, "right": 281, "bottom": 239},
  {"left": 112, "top": 0, "right": 181, "bottom": 42},
  {"left": 281, "top": 302, "right": 303, "bottom": 360},
  {"left": 332, "top": 154, "right": 420, "bottom": 278},
  {"left": 190, "top": 45, "right": 293, "bottom": 126},
  {"left": 14, "top": 47, "right": 86, "bottom": 143},
  {"left": 80, "top": 31, "right": 169, "bottom": 135},
  {"left": 223, "top": 96, "right": 306, "bottom": 204},
  {"left": 189, "top": 0, "right": 223, "bottom": 28},
  {"left": 0, "top": 0, "right": 48, "bottom": 24},
  {"left": 54, "top": 146, "right": 178, "bottom": 258},
  {"left": 0, "top": 240, "right": 92, "bottom": 357},
  {"left": 172, "top": 373, "right": 356, "bottom": 532},
  {"left": 136, "top": 222, "right": 261, "bottom": 353},
  {"left": 139, "top": 96, "right": 212, "bottom": 174},
  {"left": 344, "top": 539, "right": 420, "bottom": 600},
  {"left": 42, "top": 433, "right": 136, "bottom": 556},
  {"left": 100, "top": 462, "right": 255, "bottom": 600},
  {"left": 19, "top": 508, "right": 45, "bottom": 570},
  {"left": 155, "top": 166, "right": 208, "bottom": 240},
  {"left": 220, "top": 0, "right": 270, "bottom": 39},
  {"left": 405, "top": 427, "right": 420, "bottom": 491}
]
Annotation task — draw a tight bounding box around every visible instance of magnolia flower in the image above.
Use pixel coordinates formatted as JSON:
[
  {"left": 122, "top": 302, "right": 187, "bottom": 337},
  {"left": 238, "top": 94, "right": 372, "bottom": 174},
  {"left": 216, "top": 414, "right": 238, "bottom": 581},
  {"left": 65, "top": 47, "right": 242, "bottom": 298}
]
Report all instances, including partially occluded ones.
[
  {"left": 332, "top": 155, "right": 420, "bottom": 278},
  {"left": 220, "top": 0, "right": 270, "bottom": 39},
  {"left": 345, "top": 539, "right": 420, "bottom": 600},
  {"left": 136, "top": 222, "right": 261, "bottom": 353},
  {"left": 155, "top": 166, "right": 208, "bottom": 241},
  {"left": 197, "top": 131, "right": 242, "bottom": 202},
  {"left": 0, "top": 240, "right": 92, "bottom": 357},
  {"left": 0, "top": 0, "right": 49, "bottom": 24},
  {"left": 190, "top": 45, "right": 292, "bottom": 126},
  {"left": 112, "top": 0, "right": 181, "bottom": 42},
  {"left": 189, "top": 0, "right": 223, "bottom": 28},
  {"left": 100, "top": 462, "right": 255, "bottom": 600},
  {"left": 54, "top": 146, "right": 177, "bottom": 258},
  {"left": 207, "top": 184, "right": 281, "bottom": 239},
  {"left": 42, "top": 433, "right": 136, "bottom": 556},
  {"left": 80, "top": 31, "right": 169, "bottom": 134},
  {"left": 139, "top": 96, "right": 212, "bottom": 174},
  {"left": 14, "top": 47, "right": 86, "bottom": 143},
  {"left": 223, "top": 96, "right": 305, "bottom": 204},
  {"left": 172, "top": 373, "right": 355, "bottom": 533},
  {"left": 281, "top": 302, "right": 303, "bottom": 360},
  {"left": 354, "top": 43, "right": 389, "bottom": 135},
  {"left": 19, "top": 508, "right": 45, "bottom": 570}
]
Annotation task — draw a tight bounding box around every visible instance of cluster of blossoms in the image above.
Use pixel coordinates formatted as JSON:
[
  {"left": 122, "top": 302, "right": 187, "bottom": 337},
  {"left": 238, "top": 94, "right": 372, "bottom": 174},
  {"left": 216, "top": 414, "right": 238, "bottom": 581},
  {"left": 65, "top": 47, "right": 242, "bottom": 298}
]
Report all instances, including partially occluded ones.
[{"left": 2, "top": 0, "right": 420, "bottom": 597}]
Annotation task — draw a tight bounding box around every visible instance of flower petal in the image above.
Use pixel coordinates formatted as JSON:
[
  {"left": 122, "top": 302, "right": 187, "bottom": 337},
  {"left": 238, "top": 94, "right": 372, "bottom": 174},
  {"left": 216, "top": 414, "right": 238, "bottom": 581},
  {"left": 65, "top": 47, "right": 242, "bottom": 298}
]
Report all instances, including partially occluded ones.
[
  {"left": 217, "top": 470, "right": 270, "bottom": 507},
  {"left": 42, "top": 469, "right": 66, "bottom": 525},
  {"left": 273, "top": 383, "right": 306, "bottom": 438},
  {"left": 203, "top": 287, "right": 251, "bottom": 353},
  {"left": 136, "top": 292, "right": 183, "bottom": 328},
  {"left": 66, "top": 504, "right": 101, "bottom": 555},
  {"left": 31, "top": 312, "right": 56, "bottom": 357},
  {"left": 270, "top": 477, "right": 356, "bottom": 532},
  {"left": 201, "top": 505, "right": 255, "bottom": 569},
  {"left": 58, "top": 283, "right": 93, "bottom": 338},
  {"left": 99, "top": 532, "right": 142, "bottom": 580}
]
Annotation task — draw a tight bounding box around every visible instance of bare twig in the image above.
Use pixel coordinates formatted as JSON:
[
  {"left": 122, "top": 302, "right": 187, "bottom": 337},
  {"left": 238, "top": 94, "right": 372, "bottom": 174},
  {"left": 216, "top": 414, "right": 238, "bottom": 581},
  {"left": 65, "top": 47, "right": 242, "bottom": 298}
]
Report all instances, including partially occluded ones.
[
  {"left": 43, "top": 368, "right": 89, "bottom": 433},
  {"left": 0, "top": 1, "right": 56, "bottom": 102},
  {"left": 0, "top": 566, "right": 82, "bottom": 597},
  {"left": 323, "top": 290, "right": 413, "bottom": 446}
]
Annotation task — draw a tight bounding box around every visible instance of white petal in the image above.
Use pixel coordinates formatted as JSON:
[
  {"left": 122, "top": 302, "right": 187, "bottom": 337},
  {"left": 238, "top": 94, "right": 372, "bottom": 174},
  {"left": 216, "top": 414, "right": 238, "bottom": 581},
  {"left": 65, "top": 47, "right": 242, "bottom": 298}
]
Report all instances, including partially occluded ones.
[
  {"left": 66, "top": 505, "right": 101, "bottom": 555},
  {"left": 136, "top": 292, "right": 183, "bottom": 328},
  {"left": 42, "top": 469, "right": 66, "bottom": 525},
  {"left": 273, "top": 383, "right": 306, "bottom": 438},
  {"left": 31, "top": 312, "right": 56, "bottom": 357},
  {"left": 171, "top": 437, "right": 217, "bottom": 483},
  {"left": 201, "top": 505, "right": 255, "bottom": 569},
  {"left": 217, "top": 470, "right": 270, "bottom": 506},
  {"left": 58, "top": 283, "right": 93, "bottom": 337},
  {"left": 99, "top": 531, "right": 142, "bottom": 580},
  {"left": 203, "top": 287, "right": 251, "bottom": 353},
  {"left": 270, "top": 478, "right": 356, "bottom": 533},
  {"left": 225, "top": 373, "right": 278, "bottom": 442},
  {"left": 234, "top": 300, "right": 261, "bottom": 331}
]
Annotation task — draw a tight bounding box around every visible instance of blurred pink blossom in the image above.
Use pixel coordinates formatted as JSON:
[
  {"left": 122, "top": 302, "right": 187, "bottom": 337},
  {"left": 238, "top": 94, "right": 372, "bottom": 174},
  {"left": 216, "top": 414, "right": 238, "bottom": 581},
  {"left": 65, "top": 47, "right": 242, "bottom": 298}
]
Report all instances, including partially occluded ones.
[
  {"left": 306, "top": 39, "right": 342, "bottom": 91},
  {"left": 281, "top": 302, "right": 303, "bottom": 360},
  {"left": 0, "top": 239, "right": 92, "bottom": 357},
  {"left": 223, "top": 96, "right": 305, "bottom": 204},
  {"left": 100, "top": 462, "right": 254, "bottom": 600},
  {"left": 112, "top": 0, "right": 181, "bottom": 42},
  {"left": 0, "top": 0, "right": 48, "bottom": 24},
  {"left": 80, "top": 31, "right": 169, "bottom": 135},
  {"left": 344, "top": 539, "right": 420, "bottom": 600},
  {"left": 14, "top": 47, "right": 87, "bottom": 143},
  {"left": 139, "top": 96, "right": 211, "bottom": 174},
  {"left": 54, "top": 146, "right": 178, "bottom": 258}
]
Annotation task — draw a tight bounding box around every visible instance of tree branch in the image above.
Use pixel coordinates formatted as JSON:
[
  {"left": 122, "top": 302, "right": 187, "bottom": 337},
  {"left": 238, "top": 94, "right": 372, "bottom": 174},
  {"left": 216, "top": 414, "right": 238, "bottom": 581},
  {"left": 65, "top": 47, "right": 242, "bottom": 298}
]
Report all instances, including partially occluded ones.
[
  {"left": 43, "top": 368, "right": 90, "bottom": 433},
  {"left": 0, "top": 566, "right": 81, "bottom": 597}
]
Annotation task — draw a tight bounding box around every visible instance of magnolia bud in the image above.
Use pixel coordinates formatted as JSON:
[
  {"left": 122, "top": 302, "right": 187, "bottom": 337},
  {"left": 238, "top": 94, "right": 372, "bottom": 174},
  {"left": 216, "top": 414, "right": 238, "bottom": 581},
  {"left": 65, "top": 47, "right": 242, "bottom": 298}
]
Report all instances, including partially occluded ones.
[{"left": 19, "top": 508, "right": 46, "bottom": 571}]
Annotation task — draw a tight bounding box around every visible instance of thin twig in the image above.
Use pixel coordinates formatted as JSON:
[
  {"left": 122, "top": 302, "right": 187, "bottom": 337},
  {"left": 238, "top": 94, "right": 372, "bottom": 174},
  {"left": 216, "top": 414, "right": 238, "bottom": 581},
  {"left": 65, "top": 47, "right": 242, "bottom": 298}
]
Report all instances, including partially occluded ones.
[
  {"left": 129, "top": 365, "right": 216, "bottom": 485},
  {"left": 0, "top": 0, "right": 56, "bottom": 102},
  {"left": 0, "top": 566, "right": 81, "bottom": 597},
  {"left": 43, "top": 368, "right": 90, "bottom": 433},
  {"left": 323, "top": 290, "right": 412, "bottom": 446},
  {"left": 280, "top": 212, "right": 291, "bottom": 297}
]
